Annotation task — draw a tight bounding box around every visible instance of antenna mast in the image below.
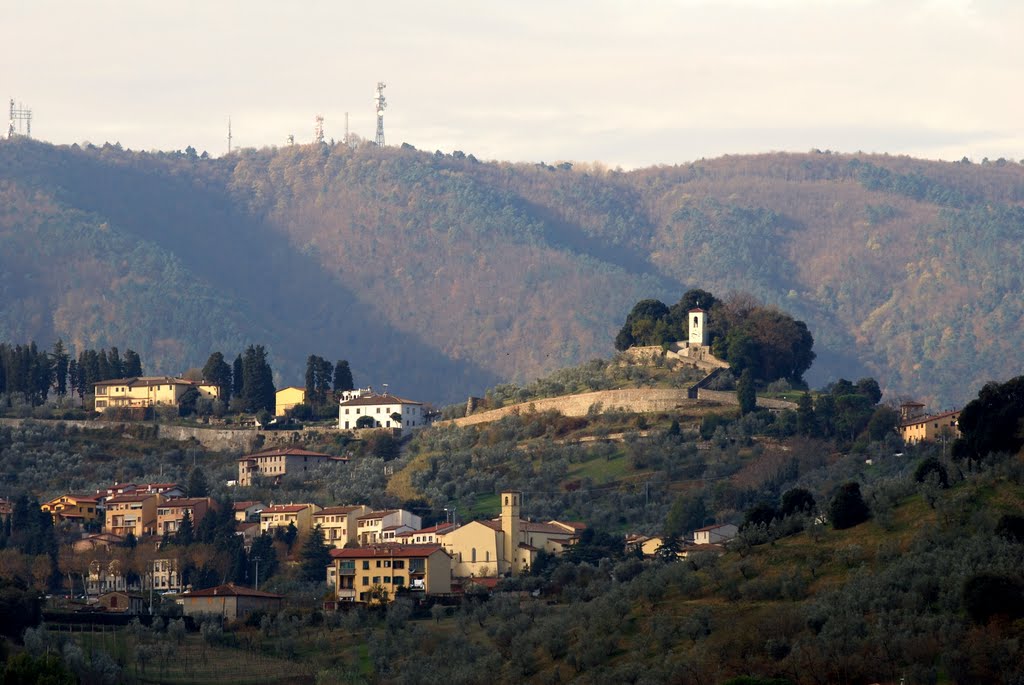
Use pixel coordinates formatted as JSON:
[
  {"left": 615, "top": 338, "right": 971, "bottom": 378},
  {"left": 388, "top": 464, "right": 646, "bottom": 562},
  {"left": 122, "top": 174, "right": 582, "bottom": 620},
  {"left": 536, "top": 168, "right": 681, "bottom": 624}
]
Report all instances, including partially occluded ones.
[
  {"left": 344, "top": 112, "right": 350, "bottom": 146},
  {"left": 314, "top": 114, "right": 325, "bottom": 144},
  {"left": 8, "top": 99, "right": 32, "bottom": 139},
  {"left": 374, "top": 82, "right": 387, "bottom": 146},
  {"left": 227, "top": 116, "right": 232, "bottom": 154}
]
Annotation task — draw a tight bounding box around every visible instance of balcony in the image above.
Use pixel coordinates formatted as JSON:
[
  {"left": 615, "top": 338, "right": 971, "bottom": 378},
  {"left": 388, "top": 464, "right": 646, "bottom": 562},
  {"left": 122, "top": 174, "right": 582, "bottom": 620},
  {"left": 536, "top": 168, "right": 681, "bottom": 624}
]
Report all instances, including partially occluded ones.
[
  {"left": 337, "top": 588, "right": 356, "bottom": 600},
  {"left": 338, "top": 566, "right": 356, "bottom": 576}
]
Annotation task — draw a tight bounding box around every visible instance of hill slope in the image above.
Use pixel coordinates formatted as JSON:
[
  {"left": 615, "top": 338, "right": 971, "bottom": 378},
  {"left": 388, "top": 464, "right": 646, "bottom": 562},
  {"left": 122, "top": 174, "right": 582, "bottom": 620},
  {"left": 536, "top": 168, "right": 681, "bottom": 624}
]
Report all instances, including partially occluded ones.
[{"left": 2, "top": 138, "right": 1023, "bottom": 405}]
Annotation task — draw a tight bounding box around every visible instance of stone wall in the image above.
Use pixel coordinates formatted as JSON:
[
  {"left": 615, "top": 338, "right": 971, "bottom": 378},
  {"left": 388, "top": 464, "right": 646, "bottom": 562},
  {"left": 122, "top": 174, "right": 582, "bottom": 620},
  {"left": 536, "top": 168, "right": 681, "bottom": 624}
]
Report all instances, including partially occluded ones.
[{"left": 446, "top": 389, "right": 708, "bottom": 428}]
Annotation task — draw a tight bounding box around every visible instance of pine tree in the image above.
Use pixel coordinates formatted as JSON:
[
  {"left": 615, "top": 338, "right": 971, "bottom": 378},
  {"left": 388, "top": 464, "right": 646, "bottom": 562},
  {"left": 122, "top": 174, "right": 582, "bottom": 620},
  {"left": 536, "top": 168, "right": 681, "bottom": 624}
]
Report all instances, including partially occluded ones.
[
  {"left": 123, "top": 349, "right": 143, "bottom": 377},
  {"left": 333, "top": 360, "right": 354, "bottom": 392},
  {"left": 51, "top": 340, "right": 69, "bottom": 397},
  {"left": 737, "top": 369, "right": 757, "bottom": 415},
  {"left": 175, "top": 510, "right": 194, "bottom": 546},
  {"left": 187, "top": 467, "right": 208, "bottom": 498},
  {"left": 202, "top": 352, "right": 232, "bottom": 402},
  {"left": 299, "top": 525, "right": 332, "bottom": 582}
]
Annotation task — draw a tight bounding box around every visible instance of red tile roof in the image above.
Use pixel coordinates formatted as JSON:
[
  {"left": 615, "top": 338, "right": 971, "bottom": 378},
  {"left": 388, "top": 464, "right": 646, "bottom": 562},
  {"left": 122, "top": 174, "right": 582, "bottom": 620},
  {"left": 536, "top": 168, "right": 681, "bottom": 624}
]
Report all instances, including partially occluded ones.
[
  {"left": 233, "top": 501, "right": 265, "bottom": 511},
  {"left": 900, "top": 409, "right": 960, "bottom": 428},
  {"left": 106, "top": 493, "right": 160, "bottom": 504},
  {"left": 239, "top": 447, "right": 340, "bottom": 461},
  {"left": 315, "top": 506, "right": 364, "bottom": 516},
  {"left": 262, "top": 504, "right": 316, "bottom": 514},
  {"left": 180, "top": 584, "right": 282, "bottom": 599},
  {"left": 337, "top": 393, "right": 422, "bottom": 407},
  {"left": 358, "top": 510, "right": 399, "bottom": 520},
  {"left": 329, "top": 544, "right": 445, "bottom": 559}
]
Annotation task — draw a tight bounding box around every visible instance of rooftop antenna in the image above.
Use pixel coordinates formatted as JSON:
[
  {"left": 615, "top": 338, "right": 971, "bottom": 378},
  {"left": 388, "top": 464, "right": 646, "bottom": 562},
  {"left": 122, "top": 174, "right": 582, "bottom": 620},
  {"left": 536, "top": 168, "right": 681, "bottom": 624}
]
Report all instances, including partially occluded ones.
[
  {"left": 227, "top": 116, "right": 232, "bottom": 154},
  {"left": 8, "top": 99, "right": 32, "bottom": 139},
  {"left": 314, "top": 114, "right": 325, "bottom": 144},
  {"left": 374, "top": 82, "right": 387, "bottom": 146}
]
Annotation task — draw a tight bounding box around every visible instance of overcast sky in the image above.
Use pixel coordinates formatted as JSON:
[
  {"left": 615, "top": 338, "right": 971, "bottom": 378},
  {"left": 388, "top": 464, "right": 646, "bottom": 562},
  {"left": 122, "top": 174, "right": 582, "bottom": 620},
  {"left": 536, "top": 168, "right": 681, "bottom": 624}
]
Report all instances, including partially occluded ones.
[{"left": 4, "top": 0, "right": 1021, "bottom": 168}]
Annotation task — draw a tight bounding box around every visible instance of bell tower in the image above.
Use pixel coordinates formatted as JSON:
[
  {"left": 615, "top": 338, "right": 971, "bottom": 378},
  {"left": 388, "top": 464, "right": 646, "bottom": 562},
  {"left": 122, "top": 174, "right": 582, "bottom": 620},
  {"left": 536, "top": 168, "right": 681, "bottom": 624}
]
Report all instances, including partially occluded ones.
[
  {"left": 501, "top": 491, "right": 522, "bottom": 574},
  {"left": 688, "top": 308, "right": 708, "bottom": 346}
]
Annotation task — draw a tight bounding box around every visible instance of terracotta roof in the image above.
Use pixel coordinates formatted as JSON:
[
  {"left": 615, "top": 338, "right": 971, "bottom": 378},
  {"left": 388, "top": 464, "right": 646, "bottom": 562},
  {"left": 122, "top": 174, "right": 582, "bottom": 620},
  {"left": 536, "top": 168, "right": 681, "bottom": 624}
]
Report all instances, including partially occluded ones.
[
  {"left": 159, "top": 498, "right": 210, "bottom": 509},
  {"left": 106, "top": 493, "right": 160, "bottom": 504},
  {"left": 315, "top": 506, "right": 364, "bottom": 516},
  {"left": 180, "top": 584, "right": 283, "bottom": 599},
  {"left": 46, "top": 494, "right": 99, "bottom": 504},
  {"left": 236, "top": 522, "right": 260, "bottom": 532},
  {"left": 338, "top": 393, "right": 422, "bottom": 407},
  {"left": 900, "top": 409, "right": 960, "bottom": 428},
  {"left": 693, "top": 523, "right": 736, "bottom": 533},
  {"left": 358, "top": 510, "right": 399, "bottom": 520},
  {"left": 93, "top": 376, "right": 207, "bottom": 388},
  {"left": 277, "top": 386, "right": 305, "bottom": 392},
  {"left": 688, "top": 307, "right": 706, "bottom": 313},
  {"left": 262, "top": 504, "right": 316, "bottom": 514},
  {"left": 239, "top": 447, "right": 337, "bottom": 460},
  {"left": 414, "top": 523, "right": 456, "bottom": 535},
  {"left": 518, "top": 542, "right": 540, "bottom": 552},
  {"left": 139, "top": 483, "right": 183, "bottom": 491},
  {"left": 329, "top": 544, "right": 445, "bottom": 559},
  {"left": 233, "top": 501, "right": 265, "bottom": 511}
]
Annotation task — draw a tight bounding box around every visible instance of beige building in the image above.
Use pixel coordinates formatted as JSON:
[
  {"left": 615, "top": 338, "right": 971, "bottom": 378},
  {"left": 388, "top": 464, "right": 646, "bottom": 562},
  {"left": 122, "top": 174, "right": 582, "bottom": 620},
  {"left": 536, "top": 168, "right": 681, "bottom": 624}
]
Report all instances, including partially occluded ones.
[
  {"left": 356, "top": 509, "right": 422, "bottom": 545},
  {"left": 338, "top": 392, "right": 426, "bottom": 431},
  {"left": 437, "top": 491, "right": 584, "bottom": 577},
  {"left": 260, "top": 503, "right": 321, "bottom": 534},
  {"left": 327, "top": 544, "right": 452, "bottom": 604},
  {"left": 177, "top": 584, "right": 283, "bottom": 620},
  {"left": 93, "top": 376, "right": 219, "bottom": 413},
  {"left": 899, "top": 403, "right": 960, "bottom": 445},
  {"left": 313, "top": 505, "right": 371, "bottom": 548},
  {"left": 233, "top": 501, "right": 266, "bottom": 523},
  {"left": 105, "top": 493, "right": 163, "bottom": 538},
  {"left": 237, "top": 447, "right": 348, "bottom": 487},
  {"left": 156, "top": 497, "right": 215, "bottom": 536},
  {"left": 275, "top": 386, "right": 306, "bottom": 416},
  {"left": 692, "top": 523, "right": 738, "bottom": 545},
  {"left": 395, "top": 522, "right": 457, "bottom": 545},
  {"left": 41, "top": 494, "right": 100, "bottom": 525},
  {"left": 151, "top": 558, "right": 182, "bottom": 594}
]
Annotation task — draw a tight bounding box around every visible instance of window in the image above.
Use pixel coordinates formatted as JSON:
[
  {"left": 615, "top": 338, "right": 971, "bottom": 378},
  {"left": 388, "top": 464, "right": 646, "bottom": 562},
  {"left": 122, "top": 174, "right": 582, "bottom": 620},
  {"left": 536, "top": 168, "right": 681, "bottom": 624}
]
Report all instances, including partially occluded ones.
[
  {"left": 376, "top": 560, "right": 382, "bottom": 568},
  {"left": 362, "top": 561, "right": 370, "bottom": 570},
  {"left": 394, "top": 576, "right": 405, "bottom": 586},
  {"left": 393, "top": 560, "right": 405, "bottom": 569},
  {"left": 372, "top": 576, "right": 381, "bottom": 584},
  {"left": 383, "top": 576, "right": 391, "bottom": 584},
  {"left": 362, "top": 577, "right": 369, "bottom": 586},
  {"left": 471, "top": 548, "right": 476, "bottom": 563},
  {"left": 383, "top": 560, "right": 391, "bottom": 568}
]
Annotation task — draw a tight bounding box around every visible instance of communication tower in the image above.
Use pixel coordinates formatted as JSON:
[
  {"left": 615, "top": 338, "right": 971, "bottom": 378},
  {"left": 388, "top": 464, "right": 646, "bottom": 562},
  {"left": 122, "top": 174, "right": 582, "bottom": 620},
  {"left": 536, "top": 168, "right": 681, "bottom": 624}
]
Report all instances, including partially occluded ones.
[
  {"left": 227, "top": 116, "right": 233, "bottom": 153},
  {"left": 314, "top": 114, "right": 325, "bottom": 144},
  {"left": 344, "top": 112, "right": 349, "bottom": 146},
  {"left": 8, "top": 99, "right": 32, "bottom": 139},
  {"left": 374, "top": 82, "right": 387, "bottom": 146},
  {"left": 287, "top": 134, "right": 295, "bottom": 146}
]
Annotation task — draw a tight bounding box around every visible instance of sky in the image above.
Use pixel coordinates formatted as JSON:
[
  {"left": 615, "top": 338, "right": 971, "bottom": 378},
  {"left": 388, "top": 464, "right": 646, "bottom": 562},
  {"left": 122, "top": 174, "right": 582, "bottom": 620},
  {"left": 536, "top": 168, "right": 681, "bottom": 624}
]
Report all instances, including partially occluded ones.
[{"left": 4, "top": 0, "right": 1022, "bottom": 169}]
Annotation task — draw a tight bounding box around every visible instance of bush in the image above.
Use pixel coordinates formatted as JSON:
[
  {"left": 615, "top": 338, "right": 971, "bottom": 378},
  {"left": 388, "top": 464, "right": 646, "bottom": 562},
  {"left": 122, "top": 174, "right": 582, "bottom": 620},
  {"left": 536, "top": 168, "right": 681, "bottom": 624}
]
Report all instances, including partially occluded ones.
[
  {"left": 963, "top": 572, "right": 1024, "bottom": 624},
  {"left": 828, "top": 482, "right": 870, "bottom": 530}
]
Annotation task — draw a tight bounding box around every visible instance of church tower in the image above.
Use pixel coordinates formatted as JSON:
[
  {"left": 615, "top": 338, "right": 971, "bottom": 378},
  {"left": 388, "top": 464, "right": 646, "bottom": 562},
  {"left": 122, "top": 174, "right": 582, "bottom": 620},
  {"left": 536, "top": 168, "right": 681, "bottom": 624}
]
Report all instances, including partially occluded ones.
[
  {"left": 688, "top": 308, "right": 708, "bottom": 346},
  {"left": 501, "top": 491, "right": 522, "bottom": 574}
]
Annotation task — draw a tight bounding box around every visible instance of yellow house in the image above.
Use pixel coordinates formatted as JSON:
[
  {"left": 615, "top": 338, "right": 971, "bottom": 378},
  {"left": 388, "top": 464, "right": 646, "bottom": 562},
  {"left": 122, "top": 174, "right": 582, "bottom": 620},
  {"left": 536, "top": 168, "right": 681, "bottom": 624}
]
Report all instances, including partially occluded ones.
[
  {"left": 327, "top": 544, "right": 452, "bottom": 604},
  {"left": 900, "top": 409, "right": 960, "bottom": 445},
  {"left": 93, "top": 376, "right": 220, "bottom": 413},
  {"left": 313, "top": 505, "right": 371, "bottom": 549},
  {"left": 437, "top": 491, "right": 585, "bottom": 577},
  {"left": 275, "top": 386, "right": 306, "bottom": 416},
  {"left": 105, "top": 493, "right": 163, "bottom": 538},
  {"left": 41, "top": 494, "right": 101, "bottom": 525},
  {"left": 259, "top": 503, "right": 321, "bottom": 535}
]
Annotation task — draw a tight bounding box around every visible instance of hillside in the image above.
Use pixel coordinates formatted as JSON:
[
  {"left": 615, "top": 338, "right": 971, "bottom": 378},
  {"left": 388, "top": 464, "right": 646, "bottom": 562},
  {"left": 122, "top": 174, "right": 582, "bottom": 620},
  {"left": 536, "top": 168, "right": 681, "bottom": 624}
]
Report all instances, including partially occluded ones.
[{"left": 3, "top": 138, "right": 1024, "bottom": 405}]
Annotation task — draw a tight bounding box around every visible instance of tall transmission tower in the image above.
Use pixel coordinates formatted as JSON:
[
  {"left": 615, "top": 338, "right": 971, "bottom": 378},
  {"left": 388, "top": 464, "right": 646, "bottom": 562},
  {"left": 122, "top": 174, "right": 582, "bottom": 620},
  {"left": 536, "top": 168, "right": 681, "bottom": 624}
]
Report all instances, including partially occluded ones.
[
  {"left": 344, "top": 112, "right": 349, "bottom": 146},
  {"left": 374, "top": 82, "right": 387, "bottom": 146},
  {"left": 314, "top": 114, "right": 325, "bottom": 144},
  {"left": 227, "top": 116, "right": 233, "bottom": 154},
  {"left": 8, "top": 99, "right": 32, "bottom": 139}
]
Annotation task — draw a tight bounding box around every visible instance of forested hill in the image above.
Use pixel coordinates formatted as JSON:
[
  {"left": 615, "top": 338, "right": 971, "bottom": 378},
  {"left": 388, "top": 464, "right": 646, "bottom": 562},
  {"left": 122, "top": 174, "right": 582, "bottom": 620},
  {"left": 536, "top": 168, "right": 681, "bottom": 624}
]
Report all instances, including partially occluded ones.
[{"left": 2, "top": 138, "right": 1023, "bottom": 406}]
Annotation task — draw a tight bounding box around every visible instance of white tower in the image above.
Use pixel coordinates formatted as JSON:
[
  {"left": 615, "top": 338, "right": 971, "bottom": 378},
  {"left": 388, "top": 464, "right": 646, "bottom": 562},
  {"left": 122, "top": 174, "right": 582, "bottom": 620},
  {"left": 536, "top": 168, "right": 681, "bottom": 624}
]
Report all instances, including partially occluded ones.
[
  {"left": 374, "top": 82, "right": 387, "bottom": 146},
  {"left": 688, "top": 308, "right": 708, "bottom": 346}
]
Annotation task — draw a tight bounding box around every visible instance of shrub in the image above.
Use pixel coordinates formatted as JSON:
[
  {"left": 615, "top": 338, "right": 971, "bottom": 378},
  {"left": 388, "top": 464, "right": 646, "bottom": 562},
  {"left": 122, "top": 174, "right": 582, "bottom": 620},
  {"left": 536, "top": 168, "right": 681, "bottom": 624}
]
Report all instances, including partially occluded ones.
[{"left": 828, "top": 482, "right": 870, "bottom": 530}]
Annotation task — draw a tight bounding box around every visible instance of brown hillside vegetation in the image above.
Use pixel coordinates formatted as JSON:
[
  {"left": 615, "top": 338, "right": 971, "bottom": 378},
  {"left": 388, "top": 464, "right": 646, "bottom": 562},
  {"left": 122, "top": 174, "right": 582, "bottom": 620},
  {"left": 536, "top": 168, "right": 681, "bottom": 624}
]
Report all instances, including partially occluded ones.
[{"left": 2, "top": 139, "right": 1023, "bottom": 404}]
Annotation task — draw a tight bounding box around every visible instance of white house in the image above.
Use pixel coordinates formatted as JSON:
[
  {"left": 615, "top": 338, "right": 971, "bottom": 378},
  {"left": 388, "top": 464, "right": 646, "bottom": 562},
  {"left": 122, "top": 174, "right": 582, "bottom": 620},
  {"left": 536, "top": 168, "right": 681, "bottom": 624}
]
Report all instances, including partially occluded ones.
[
  {"left": 691, "top": 523, "right": 738, "bottom": 545},
  {"left": 356, "top": 509, "right": 423, "bottom": 545},
  {"left": 338, "top": 392, "right": 425, "bottom": 431}
]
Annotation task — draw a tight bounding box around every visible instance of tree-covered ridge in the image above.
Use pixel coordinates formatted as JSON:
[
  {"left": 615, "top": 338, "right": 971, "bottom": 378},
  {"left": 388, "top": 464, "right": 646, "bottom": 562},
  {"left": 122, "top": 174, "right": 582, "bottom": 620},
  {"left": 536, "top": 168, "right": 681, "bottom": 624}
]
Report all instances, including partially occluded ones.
[{"left": 3, "top": 139, "right": 1024, "bottom": 405}]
